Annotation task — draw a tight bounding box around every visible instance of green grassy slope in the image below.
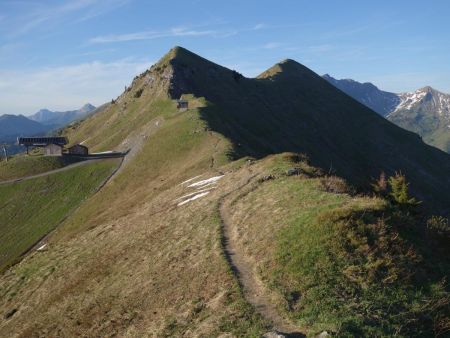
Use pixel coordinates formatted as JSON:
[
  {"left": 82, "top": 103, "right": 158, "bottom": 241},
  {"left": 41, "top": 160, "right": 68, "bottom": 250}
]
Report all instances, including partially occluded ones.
[
  {"left": 0, "top": 156, "right": 66, "bottom": 181},
  {"left": 228, "top": 154, "right": 450, "bottom": 336},
  {"left": 426, "top": 126, "right": 450, "bottom": 153},
  {"left": 0, "top": 159, "right": 119, "bottom": 271},
  {"left": 391, "top": 116, "right": 450, "bottom": 154}
]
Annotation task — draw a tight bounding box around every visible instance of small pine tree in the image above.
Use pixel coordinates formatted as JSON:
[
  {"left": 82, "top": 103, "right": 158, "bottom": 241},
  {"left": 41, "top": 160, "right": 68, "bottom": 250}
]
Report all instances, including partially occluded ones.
[{"left": 388, "top": 172, "right": 419, "bottom": 206}]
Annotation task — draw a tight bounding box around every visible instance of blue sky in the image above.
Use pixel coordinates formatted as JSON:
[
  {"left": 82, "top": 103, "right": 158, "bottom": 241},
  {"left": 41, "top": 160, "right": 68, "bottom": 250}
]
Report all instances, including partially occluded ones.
[{"left": 1, "top": 0, "right": 449, "bottom": 115}]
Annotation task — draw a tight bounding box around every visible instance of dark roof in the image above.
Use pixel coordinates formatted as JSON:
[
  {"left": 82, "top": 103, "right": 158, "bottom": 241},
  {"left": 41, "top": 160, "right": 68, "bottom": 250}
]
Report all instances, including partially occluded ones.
[{"left": 18, "top": 136, "right": 68, "bottom": 146}]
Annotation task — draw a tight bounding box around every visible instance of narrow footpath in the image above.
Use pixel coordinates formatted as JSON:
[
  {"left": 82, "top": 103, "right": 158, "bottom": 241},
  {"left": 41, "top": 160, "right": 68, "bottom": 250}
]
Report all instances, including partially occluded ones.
[{"left": 219, "top": 174, "right": 305, "bottom": 337}]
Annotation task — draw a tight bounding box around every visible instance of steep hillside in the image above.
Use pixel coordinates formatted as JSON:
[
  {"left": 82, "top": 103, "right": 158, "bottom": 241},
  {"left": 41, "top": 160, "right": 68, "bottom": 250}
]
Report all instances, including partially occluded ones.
[
  {"left": 0, "top": 159, "right": 120, "bottom": 272},
  {"left": 1, "top": 78, "right": 264, "bottom": 337},
  {"left": 0, "top": 155, "right": 66, "bottom": 181},
  {"left": 322, "top": 74, "right": 400, "bottom": 116},
  {"left": 0, "top": 47, "right": 449, "bottom": 337}
]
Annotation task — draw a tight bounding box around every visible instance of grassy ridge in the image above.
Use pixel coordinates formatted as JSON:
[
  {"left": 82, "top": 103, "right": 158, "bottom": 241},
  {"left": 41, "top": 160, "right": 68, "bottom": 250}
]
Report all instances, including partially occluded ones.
[
  {"left": 274, "top": 181, "right": 447, "bottom": 336},
  {"left": 0, "top": 159, "right": 119, "bottom": 271},
  {"left": 229, "top": 155, "right": 449, "bottom": 336},
  {"left": 0, "top": 156, "right": 66, "bottom": 181},
  {"left": 0, "top": 98, "right": 266, "bottom": 336},
  {"left": 58, "top": 96, "right": 231, "bottom": 240}
]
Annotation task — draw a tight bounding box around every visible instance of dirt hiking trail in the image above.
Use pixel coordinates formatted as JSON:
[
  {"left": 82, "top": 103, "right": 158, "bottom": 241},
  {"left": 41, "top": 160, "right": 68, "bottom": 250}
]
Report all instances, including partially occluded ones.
[{"left": 219, "top": 173, "right": 305, "bottom": 337}]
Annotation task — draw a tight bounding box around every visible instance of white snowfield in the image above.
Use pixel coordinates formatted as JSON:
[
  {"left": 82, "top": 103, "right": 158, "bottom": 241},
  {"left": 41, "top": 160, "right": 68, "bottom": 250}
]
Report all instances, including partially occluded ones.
[{"left": 176, "top": 174, "right": 225, "bottom": 206}]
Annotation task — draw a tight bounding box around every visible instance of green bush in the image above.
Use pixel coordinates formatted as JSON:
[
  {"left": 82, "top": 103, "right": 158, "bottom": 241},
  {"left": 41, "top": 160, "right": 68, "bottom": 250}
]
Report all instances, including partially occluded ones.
[{"left": 388, "top": 172, "right": 419, "bottom": 206}]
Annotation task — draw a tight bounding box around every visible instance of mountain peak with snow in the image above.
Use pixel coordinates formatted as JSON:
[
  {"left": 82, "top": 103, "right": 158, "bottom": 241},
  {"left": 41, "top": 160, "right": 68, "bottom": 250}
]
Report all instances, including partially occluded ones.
[{"left": 394, "top": 86, "right": 450, "bottom": 117}]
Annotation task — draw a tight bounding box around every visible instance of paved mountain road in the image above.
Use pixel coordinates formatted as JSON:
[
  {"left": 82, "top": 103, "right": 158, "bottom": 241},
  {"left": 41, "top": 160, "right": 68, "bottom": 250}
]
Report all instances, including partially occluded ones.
[{"left": 0, "top": 159, "right": 99, "bottom": 185}]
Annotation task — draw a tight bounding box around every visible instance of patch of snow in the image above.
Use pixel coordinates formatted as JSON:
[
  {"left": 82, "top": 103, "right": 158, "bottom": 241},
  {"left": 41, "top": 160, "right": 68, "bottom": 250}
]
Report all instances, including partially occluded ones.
[
  {"left": 37, "top": 244, "right": 47, "bottom": 251},
  {"left": 437, "top": 93, "right": 450, "bottom": 117},
  {"left": 177, "top": 191, "right": 210, "bottom": 206},
  {"left": 79, "top": 139, "right": 88, "bottom": 145},
  {"left": 180, "top": 175, "right": 203, "bottom": 185},
  {"left": 188, "top": 175, "right": 224, "bottom": 188},
  {"left": 395, "top": 89, "right": 427, "bottom": 111},
  {"left": 91, "top": 151, "right": 114, "bottom": 154},
  {"left": 392, "top": 87, "right": 450, "bottom": 118},
  {"left": 175, "top": 187, "right": 215, "bottom": 201}
]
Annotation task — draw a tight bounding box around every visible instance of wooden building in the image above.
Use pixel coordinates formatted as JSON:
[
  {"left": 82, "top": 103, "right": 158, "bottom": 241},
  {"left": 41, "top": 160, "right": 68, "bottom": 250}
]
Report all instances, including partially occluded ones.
[
  {"left": 44, "top": 144, "right": 63, "bottom": 156},
  {"left": 18, "top": 136, "right": 68, "bottom": 155},
  {"left": 68, "top": 144, "right": 88, "bottom": 155}
]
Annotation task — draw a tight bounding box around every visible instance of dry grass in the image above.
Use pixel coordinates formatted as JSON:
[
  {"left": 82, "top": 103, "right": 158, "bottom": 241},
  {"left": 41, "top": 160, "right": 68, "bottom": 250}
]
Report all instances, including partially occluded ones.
[{"left": 0, "top": 98, "right": 266, "bottom": 337}]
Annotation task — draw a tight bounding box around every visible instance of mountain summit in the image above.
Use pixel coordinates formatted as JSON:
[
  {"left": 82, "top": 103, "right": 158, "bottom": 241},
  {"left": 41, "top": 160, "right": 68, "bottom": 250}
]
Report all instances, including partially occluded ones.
[{"left": 67, "top": 46, "right": 450, "bottom": 214}]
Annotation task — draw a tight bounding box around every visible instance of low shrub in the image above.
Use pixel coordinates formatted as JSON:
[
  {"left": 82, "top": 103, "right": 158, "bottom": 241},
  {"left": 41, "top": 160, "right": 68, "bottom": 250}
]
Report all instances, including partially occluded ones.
[
  {"left": 320, "top": 176, "right": 350, "bottom": 194},
  {"left": 427, "top": 216, "right": 450, "bottom": 236}
]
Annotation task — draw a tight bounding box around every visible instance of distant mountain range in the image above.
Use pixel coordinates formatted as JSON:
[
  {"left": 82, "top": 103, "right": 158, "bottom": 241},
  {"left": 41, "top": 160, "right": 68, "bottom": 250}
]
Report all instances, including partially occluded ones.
[
  {"left": 0, "top": 104, "right": 95, "bottom": 153},
  {"left": 29, "top": 103, "right": 96, "bottom": 127},
  {"left": 323, "top": 74, "right": 450, "bottom": 152},
  {"left": 0, "top": 114, "right": 48, "bottom": 142}
]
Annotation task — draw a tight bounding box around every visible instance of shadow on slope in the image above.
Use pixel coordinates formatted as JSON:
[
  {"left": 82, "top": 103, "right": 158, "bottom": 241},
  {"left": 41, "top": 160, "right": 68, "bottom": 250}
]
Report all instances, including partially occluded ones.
[{"left": 164, "top": 48, "right": 450, "bottom": 215}]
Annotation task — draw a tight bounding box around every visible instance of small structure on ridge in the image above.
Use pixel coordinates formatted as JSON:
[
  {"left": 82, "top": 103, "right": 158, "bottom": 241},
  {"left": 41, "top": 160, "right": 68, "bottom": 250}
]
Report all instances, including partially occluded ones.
[
  {"left": 44, "top": 143, "right": 64, "bottom": 156},
  {"left": 18, "top": 137, "right": 68, "bottom": 155},
  {"left": 177, "top": 99, "right": 188, "bottom": 111},
  {"left": 68, "top": 144, "right": 89, "bottom": 156}
]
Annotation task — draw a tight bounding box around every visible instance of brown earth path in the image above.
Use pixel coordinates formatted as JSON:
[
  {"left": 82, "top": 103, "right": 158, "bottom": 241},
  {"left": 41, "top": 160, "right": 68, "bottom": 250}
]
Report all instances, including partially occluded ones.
[{"left": 218, "top": 173, "right": 305, "bottom": 337}]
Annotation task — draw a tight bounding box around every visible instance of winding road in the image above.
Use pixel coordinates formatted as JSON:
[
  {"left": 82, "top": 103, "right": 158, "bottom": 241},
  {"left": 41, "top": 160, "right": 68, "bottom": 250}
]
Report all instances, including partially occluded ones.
[{"left": 0, "top": 159, "right": 100, "bottom": 185}]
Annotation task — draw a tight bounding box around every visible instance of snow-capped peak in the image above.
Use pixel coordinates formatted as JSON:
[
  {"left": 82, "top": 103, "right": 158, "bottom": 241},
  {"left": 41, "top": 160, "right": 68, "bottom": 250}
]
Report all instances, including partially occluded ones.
[
  {"left": 392, "top": 86, "right": 450, "bottom": 117},
  {"left": 395, "top": 89, "right": 428, "bottom": 111}
]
